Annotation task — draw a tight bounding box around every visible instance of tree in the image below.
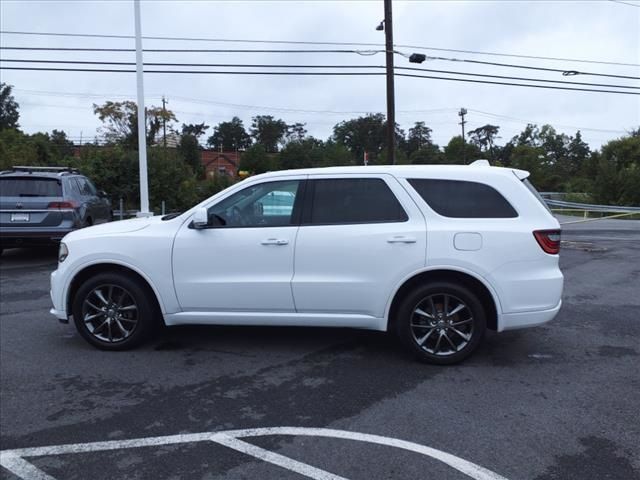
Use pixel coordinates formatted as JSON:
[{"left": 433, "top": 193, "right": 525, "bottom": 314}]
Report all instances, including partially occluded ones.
[
  {"left": 405, "top": 121, "right": 433, "bottom": 156},
  {"left": 443, "top": 136, "right": 481, "bottom": 164},
  {"left": 409, "top": 144, "right": 443, "bottom": 164},
  {"left": 250, "top": 115, "right": 288, "bottom": 152},
  {"left": 178, "top": 134, "right": 202, "bottom": 176},
  {"left": 49, "top": 130, "right": 74, "bottom": 159},
  {"left": 0, "top": 83, "right": 20, "bottom": 131},
  {"left": 238, "top": 144, "right": 275, "bottom": 174},
  {"left": 332, "top": 113, "right": 404, "bottom": 164},
  {"left": 467, "top": 124, "right": 500, "bottom": 159},
  {"left": 286, "top": 122, "right": 308, "bottom": 142},
  {"left": 279, "top": 137, "right": 323, "bottom": 170},
  {"left": 181, "top": 122, "right": 209, "bottom": 140},
  {"left": 207, "top": 117, "right": 251, "bottom": 151},
  {"left": 92, "top": 101, "right": 177, "bottom": 148}
]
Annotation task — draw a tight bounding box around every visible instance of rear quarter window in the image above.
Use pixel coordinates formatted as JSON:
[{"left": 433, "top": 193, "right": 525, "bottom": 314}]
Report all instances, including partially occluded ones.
[
  {"left": 408, "top": 179, "right": 517, "bottom": 218},
  {"left": 0, "top": 177, "right": 62, "bottom": 197}
]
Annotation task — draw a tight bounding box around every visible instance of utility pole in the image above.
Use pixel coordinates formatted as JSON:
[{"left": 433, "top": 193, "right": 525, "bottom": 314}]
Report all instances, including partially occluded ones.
[
  {"left": 161, "top": 96, "right": 167, "bottom": 150},
  {"left": 134, "top": 0, "right": 150, "bottom": 216},
  {"left": 458, "top": 107, "right": 468, "bottom": 164},
  {"left": 383, "top": 0, "right": 396, "bottom": 165}
]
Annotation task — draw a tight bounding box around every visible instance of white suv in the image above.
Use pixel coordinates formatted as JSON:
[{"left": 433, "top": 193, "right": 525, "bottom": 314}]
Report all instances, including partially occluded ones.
[{"left": 50, "top": 161, "right": 563, "bottom": 364}]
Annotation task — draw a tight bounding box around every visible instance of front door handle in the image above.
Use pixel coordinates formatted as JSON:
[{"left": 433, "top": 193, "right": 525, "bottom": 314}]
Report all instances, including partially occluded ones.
[
  {"left": 261, "top": 238, "right": 289, "bottom": 246},
  {"left": 387, "top": 235, "right": 416, "bottom": 244}
]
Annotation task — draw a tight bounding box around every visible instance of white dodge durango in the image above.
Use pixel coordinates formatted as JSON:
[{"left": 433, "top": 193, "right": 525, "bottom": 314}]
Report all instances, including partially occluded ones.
[{"left": 50, "top": 161, "right": 563, "bottom": 364}]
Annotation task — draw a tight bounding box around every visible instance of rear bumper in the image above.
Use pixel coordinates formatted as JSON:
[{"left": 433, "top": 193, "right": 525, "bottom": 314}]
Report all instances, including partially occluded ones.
[{"left": 499, "top": 300, "right": 562, "bottom": 331}]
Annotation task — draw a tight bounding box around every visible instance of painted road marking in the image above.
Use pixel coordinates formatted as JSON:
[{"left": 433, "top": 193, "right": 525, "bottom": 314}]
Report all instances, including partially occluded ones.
[{"left": 0, "top": 427, "right": 510, "bottom": 480}]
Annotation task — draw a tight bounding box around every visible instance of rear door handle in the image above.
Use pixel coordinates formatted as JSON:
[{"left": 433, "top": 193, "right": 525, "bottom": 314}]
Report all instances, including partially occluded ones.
[
  {"left": 261, "top": 238, "right": 289, "bottom": 246},
  {"left": 387, "top": 235, "right": 416, "bottom": 244}
]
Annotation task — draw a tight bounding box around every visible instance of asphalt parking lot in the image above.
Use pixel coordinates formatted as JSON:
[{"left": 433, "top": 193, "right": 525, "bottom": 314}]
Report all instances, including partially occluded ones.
[{"left": 1, "top": 219, "right": 639, "bottom": 480}]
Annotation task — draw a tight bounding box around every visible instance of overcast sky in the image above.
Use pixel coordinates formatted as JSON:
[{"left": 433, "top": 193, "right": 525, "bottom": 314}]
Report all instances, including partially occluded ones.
[{"left": 1, "top": 0, "right": 639, "bottom": 150}]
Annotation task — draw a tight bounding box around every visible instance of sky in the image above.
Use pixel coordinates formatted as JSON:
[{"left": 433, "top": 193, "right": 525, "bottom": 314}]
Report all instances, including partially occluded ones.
[{"left": 1, "top": 0, "right": 639, "bottom": 150}]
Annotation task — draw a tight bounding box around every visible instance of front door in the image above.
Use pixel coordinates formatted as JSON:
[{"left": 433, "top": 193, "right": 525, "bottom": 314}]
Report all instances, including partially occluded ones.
[{"left": 172, "top": 178, "right": 304, "bottom": 312}]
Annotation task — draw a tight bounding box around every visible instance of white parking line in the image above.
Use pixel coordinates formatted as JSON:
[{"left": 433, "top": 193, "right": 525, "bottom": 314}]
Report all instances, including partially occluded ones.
[
  {"left": 213, "top": 434, "right": 349, "bottom": 480},
  {"left": 0, "top": 427, "right": 510, "bottom": 480}
]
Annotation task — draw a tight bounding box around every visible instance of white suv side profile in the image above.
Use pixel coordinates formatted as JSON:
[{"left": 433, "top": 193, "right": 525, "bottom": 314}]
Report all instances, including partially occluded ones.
[{"left": 50, "top": 162, "right": 563, "bottom": 364}]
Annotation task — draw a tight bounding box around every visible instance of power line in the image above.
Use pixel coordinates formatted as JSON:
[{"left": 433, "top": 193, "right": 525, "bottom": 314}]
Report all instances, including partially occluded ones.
[
  {"left": 2, "top": 49, "right": 637, "bottom": 80},
  {"left": 1, "top": 30, "right": 637, "bottom": 67},
  {"left": 3, "top": 59, "right": 637, "bottom": 90},
  {"left": 10, "top": 88, "right": 632, "bottom": 134},
  {"left": 466, "top": 109, "right": 628, "bottom": 134},
  {"left": 0, "top": 46, "right": 383, "bottom": 55},
  {"left": 3, "top": 65, "right": 637, "bottom": 95}
]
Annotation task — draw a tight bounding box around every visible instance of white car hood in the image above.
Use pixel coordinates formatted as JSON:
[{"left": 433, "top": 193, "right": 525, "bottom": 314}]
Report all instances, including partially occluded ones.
[{"left": 64, "top": 216, "right": 161, "bottom": 241}]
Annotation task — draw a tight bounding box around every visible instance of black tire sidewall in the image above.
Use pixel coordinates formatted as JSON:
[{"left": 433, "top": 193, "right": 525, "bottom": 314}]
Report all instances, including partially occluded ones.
[
  {"left": 72, "top": 272, "right": 153, "bottom": 350},
  {"left": 397, "top": 281, "right": 486, "bottom": 365}
]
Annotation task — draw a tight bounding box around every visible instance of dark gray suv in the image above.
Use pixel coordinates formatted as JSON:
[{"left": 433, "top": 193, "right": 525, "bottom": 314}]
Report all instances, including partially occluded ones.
[{"left": 0, "top": 166, "right": 112, "bottom": 252}]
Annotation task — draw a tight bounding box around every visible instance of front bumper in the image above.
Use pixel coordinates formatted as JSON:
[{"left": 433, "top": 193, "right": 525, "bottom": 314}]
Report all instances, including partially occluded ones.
[{"left": 50, "top": 269, "right": 68, "bottom": 321}]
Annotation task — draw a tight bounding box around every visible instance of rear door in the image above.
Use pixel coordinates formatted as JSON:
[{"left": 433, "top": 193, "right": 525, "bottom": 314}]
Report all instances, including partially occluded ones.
[
  {"left": 292, "top": 174, "right": 427, "bottom": 319},
  {"left": 0, "top": 176, "right": 66, "bottom": 229}
]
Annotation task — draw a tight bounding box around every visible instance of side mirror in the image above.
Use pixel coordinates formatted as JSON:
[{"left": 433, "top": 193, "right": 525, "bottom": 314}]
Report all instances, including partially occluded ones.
[
  {"left": 192, "top": 207, "right": 209, "bottom": 229},
  {"left": 99, "top": 190, "right": 108, "bottom": 198}
]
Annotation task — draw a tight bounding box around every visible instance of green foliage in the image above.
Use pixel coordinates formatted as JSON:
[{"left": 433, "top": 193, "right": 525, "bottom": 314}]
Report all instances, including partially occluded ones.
[
  {"left": 332, "top": 113, "right": 404, "bottom": 164},
  {"left": 239, "top": 144, "right": 275, "bottom": 174},
  {"left": 178, "top": 134, "right": 203, "bottom": 176},
  {"left": 443, "top": 136, "right": 481, "bottom": 164},
  {"left": 92, "top": 101, "right": 177, "bottom": 148},
  {"left": 250, "top": 115, "right": 288, "bottom": 152},
  {"left": 207, "top": 117, "right": 251, "bottom": 151},
  {"left": 0, "top": 83, "right": 20, "bottom": 131},
  {"left": 181, "top": 122, "right": 209, "bottom": 139}
]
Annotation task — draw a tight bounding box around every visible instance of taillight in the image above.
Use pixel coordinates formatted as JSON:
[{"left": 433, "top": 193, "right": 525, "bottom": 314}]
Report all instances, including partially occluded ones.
[
  {"left": 48, "top": 201, "right": 77, "bottom": 209},
  {"left": 533, "top": 229, "right": 561, "bottom": 254}
]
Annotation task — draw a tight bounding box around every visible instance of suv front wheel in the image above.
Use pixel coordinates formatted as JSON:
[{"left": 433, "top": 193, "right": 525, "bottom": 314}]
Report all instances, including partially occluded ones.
[
  {"left": 396, "top": 282, "right": 486, "bottom": 365},
  {"left": 72, "top": 272, "right": 155, "bottom": 350}
]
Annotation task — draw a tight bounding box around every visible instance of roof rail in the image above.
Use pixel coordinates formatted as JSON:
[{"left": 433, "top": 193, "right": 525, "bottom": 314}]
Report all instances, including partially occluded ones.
[
  {"left": 469, "top": 159, "right": 490, "bottom": 167},
  {"left": 11, "top": 166, "right": 80, "bottom": 175}
]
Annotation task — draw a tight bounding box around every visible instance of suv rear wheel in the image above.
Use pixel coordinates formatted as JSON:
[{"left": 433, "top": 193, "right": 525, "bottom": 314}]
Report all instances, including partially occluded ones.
[
  {"left": 396, "top": 282, "right": 486, "bottom": 365},
  {"left": 72, "top": 272, "right": 155, "bottom": 350}
]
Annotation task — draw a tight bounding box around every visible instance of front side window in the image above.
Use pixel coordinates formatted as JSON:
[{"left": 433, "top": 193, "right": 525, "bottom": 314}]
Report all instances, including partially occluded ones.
[
  {"left": 307, "top": 178, "right": 408, "bottom": 225},
  {"left": 207, "top": 180, "right": 301, "bottom": 227},
  {"left": 408, "top": 179, "right": 517, "bottom": 218}
]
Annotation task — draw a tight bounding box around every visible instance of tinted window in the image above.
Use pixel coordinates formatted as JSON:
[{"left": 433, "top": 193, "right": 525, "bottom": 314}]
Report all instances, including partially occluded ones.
[
  {"left": 522, "top": 178, "right": 551, "bottom": 212},
  {"left": 0, "top": 177, "right": 62, "bottom": 197},
  {"left": 208, "top": 180, "right": 301, "bottom": 227},
  {"left": 75, "top": 178, "right": 95, "bottom": 196},
  {"left": 408, "top": 179, "right": 517, "bottom": 218},
  {"left": 308, "top": 178, "right": 407, "bottom": 225}
]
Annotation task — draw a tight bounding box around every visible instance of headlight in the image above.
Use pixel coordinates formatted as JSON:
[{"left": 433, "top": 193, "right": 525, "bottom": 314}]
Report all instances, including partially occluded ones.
[{"left": 58, "top": 242, "right": 69, "bottom": 263}]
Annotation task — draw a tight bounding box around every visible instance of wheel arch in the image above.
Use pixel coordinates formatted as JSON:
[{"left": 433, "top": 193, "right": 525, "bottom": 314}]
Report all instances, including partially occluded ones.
[
  {"left": 386, "top": 268, "right": 500, "bottom": 333},
  {"left": 65, "top": 262, "right": 165, "bottom": 321}
]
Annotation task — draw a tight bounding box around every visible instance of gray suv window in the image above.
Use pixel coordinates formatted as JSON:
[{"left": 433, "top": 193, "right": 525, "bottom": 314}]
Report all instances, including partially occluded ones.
[{"left": 408, "top": 179, "right": 518, "bottom": 218}]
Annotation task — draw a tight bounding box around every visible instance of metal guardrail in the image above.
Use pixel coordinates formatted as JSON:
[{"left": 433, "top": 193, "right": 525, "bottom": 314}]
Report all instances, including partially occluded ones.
[{"left": 545, "top": 199, "right": 640, "bottom": 213}]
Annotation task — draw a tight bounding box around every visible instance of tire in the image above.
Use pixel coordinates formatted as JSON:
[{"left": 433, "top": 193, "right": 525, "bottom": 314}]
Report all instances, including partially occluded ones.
[
  {"left": 396, "top": 281, "right": 486, "bottom": 365},
  {"left": 72, "top": 272, "right": 156, "bottom": 350}
]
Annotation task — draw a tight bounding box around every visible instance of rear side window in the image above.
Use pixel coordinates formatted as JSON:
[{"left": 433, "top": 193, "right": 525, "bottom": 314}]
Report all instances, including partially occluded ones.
[
  {"left": 308, "top": 178, "right": 408, "bottom": 225},
  {"left": 522, "top": 178, "right": 551, "bottom": 212},
  {"left": 0, "top": 177, "right": 62, "bottom": 197},
  {"left": 408, "top": 179, "right": 517, "bottom": 218}
]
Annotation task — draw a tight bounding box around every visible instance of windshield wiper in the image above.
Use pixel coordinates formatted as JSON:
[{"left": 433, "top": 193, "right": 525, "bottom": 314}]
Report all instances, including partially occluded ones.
[{"left": 161, "top": 212, "right": 182, "bottom": 220}]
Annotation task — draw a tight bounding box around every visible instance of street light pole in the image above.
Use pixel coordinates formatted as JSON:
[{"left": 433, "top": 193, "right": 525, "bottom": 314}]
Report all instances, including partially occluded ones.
[
  {"left": 134, "top": 0, "right": 151, "bottom": 216},
  {"left": 383, "top": 0, "right": 396, "bottom": 165}
]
